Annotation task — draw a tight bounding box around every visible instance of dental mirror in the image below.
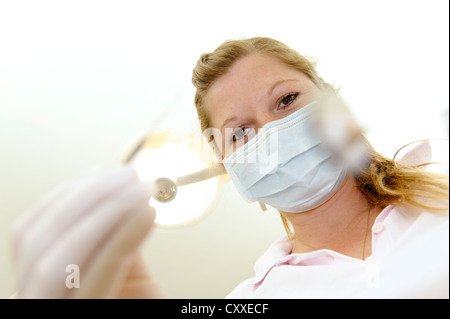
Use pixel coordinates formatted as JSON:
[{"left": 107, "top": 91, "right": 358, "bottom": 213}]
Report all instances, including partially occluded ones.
[{"left": 120, "top": 130, "right": 227, "bottom": 227}]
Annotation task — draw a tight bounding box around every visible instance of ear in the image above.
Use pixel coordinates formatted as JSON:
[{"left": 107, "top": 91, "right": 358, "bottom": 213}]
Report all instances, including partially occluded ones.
[{"left": 325, "top": 83, "right": 335, "bottom": 91}]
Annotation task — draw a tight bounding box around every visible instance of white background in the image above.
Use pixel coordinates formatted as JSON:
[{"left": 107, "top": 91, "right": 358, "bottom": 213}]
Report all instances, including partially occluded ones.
[{"left": 0, "top": 0, "right": 448, "bottom": 298}]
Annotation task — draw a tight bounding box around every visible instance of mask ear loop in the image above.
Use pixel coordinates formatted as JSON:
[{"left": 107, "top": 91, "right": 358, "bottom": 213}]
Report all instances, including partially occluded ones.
[
  {"left": 393, "top": 139, "right": 433, "bottom": 161},
  {"left": 393, "top": 138, "right": 448, "bottom": 170}
]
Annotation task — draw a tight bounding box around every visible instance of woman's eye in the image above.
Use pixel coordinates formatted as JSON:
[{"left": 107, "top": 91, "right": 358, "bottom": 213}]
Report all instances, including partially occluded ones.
[
  {"left": 279, "top": 93, "right": 299, "bottom": 109},
  {"left": 232, "top": 127, "right": 250, "bottom": 142}
]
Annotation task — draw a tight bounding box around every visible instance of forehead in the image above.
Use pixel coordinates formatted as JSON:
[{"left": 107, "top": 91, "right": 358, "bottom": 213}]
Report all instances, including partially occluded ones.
[{"left": 203, "top": 53, "right": 310, "bottom": 129}]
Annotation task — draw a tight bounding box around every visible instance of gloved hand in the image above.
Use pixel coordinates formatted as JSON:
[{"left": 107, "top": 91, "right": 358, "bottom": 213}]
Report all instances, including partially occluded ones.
[{"left": 11, "top": 166, "right": 163, "bottom": 298}]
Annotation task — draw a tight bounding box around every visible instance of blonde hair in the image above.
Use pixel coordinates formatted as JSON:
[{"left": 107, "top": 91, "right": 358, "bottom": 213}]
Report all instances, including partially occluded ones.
[{"left": 192, "top": 37, "right": 449, "bottom": 237}]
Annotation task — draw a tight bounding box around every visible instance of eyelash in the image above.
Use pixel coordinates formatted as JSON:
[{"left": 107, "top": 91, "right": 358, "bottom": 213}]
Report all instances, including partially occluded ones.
[
  {"left": 230, "top": 92, "right": 300, "bottom": 143},
  {"left": 232, "top": 127, "right": 250, "bottom": 142},
  {"left": 278, "top": 92, "right": 299, "bottom": 110}
]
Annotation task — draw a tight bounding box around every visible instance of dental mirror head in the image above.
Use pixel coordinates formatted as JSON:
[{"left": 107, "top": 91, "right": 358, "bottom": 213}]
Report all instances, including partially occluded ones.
[{"left": 153, "top": 177, "right": 177, "bottom": 203}]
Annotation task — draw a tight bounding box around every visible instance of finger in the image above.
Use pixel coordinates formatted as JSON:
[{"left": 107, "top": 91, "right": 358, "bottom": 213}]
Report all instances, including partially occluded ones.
[
  {"left": 19, "top": 181, "right": 155, "bottom": 298},
  {"left": 12, "top": 167, "right": 109, "bottom": 237},
  {"left": 11, "top": 176, "right": 79, "bottom": 261},
  {"left": 72, "top": 200, "right": 156, "bottom": 298},
  {"left": 16, "top": 166, "right": 138, "bottom": 281},
  {"left": 114, "top": 253, "right": 165, "bottom": 299}
]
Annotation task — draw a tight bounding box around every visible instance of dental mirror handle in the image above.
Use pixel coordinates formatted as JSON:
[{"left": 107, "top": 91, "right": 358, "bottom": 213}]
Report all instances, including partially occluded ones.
[{"left": 175, "top": 164, "right": 226, "bottom": 186}]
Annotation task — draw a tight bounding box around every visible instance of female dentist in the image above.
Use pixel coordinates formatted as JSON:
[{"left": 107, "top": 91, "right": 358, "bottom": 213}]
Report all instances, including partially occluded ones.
[{"left": 11, "top": 37, "right": 449, "bottom": 298}]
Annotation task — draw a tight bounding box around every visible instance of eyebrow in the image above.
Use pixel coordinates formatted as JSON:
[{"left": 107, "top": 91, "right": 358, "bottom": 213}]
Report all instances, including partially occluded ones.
[
  {"left": 220, "top": 79, "right": 301, "bottom": 131},
  {"left": 268, "top": 79, "right": 301, "bottom": 95},
  {"left": 221, "top": 115, "right": 237, "bottom": 131}
]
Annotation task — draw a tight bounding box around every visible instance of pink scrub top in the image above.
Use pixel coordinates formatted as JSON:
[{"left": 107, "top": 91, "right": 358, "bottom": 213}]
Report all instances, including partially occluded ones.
[{"left": 227, "top": 205, "right": 449, "bottom": 298}]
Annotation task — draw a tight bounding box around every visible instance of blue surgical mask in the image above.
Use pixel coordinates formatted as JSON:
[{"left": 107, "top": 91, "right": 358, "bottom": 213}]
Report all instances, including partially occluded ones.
[{"left": 222, "top": 102, "right": 346, "bottom": 213}]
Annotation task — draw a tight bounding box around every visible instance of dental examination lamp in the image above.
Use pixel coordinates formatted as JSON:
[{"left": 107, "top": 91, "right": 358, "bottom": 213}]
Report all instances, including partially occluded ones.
[{"left": 120, "top": 130, "right": 227, "bottom": 227}]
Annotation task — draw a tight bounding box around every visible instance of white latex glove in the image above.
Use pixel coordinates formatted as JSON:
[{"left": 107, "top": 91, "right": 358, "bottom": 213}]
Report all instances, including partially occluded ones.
[{"left": 11, "top": 166, "right": 163, "bottom": 298}]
